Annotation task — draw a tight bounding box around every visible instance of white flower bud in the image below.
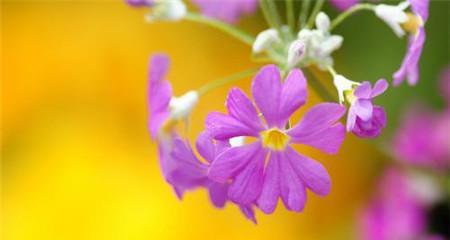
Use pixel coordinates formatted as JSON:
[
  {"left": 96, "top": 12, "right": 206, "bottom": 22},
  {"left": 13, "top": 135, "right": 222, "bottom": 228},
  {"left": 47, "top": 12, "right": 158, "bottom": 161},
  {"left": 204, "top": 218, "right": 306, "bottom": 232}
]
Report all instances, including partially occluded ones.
[
  {"left": 252, "top": 29, "right": 281, "bottom": 54},
  {"left": 146, "top": 0, "right": 186, "bottom": 22},
  {"left": 319, "top": 35, "right": 343, "bottom": 56},
  {"left": 315, "top": 12, "right": 330, "bottom": 33},
  {"left": 287, "top": 39, "right": 305, "bottom": 68},
  {"left": 375, "top": 1, "right": 410, "bottom": 37},
  {"left": 333, "top": 74, "right": 359, "bottom": 104},
  {"left": 229, "top": 136, "right": 245, "bottom": 147},
  {"left": 169, "top": 90, "right": 199, "bottom": 119}
]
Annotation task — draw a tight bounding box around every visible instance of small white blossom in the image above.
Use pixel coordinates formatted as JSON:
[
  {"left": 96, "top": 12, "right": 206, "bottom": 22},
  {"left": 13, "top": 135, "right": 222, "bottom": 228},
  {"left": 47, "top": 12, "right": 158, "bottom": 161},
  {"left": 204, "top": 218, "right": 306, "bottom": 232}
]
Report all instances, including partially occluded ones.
[
  {"left": 169, "top": 90, "right": 199, "bottom": 119},
  {"left": 146, "top": 0, "right": 186, "bottom": 22},
  {"left": 333, "top": 74, "right": 359, "bottom": 104},
  {"left": 295, "top": 12, "right": 343, "bottom": 70},
  {"left": 375, "top": 1, "right": 410, "bottom": 37},
  {"left": 252, "top": 29, "right": 281, "bottom": 54},
  {"left": 286, "top": 40, "right": 305, "bottom": 68}
]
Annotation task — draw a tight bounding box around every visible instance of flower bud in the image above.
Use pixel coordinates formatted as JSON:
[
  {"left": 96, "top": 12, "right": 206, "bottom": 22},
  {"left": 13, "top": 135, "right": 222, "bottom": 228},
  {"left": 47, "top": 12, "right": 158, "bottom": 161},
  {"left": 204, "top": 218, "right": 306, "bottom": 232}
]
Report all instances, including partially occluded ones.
[
  {"left": 375, "top": 1, "right": 410, "bottom": 37},
  {"left": 287, "top": 40, "right": 305, "bottom": 68},
  {"left": 252, "top": 29, "right": 281, "bottom": 54},
  {"left": 169, "top": 90, "right": 199, "bottom": 119},
  {"left": 146, "top": 0, "right": 186, "bottom": 22},
  {"left": 315, "top": 12, "right": 330, "bottom": 33}
]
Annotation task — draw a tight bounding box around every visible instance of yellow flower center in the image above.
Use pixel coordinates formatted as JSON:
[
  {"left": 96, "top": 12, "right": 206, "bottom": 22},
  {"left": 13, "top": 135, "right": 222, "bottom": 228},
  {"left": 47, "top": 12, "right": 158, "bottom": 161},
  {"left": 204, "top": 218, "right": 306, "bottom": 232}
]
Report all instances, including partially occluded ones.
[
  {"left": 260, "top": 128, "right": 290, "bottom": 151},
  {"left": 401, "top": 13, "right": 423, "bottom": 35}
]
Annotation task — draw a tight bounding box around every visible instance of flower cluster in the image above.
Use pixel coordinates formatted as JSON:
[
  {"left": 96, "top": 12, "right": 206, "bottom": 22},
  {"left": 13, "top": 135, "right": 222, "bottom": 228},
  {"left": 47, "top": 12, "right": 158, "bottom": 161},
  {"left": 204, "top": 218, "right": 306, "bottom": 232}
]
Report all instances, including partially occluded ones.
[{"left": 126, "top": 0, "right": 439, "bottom": 223}]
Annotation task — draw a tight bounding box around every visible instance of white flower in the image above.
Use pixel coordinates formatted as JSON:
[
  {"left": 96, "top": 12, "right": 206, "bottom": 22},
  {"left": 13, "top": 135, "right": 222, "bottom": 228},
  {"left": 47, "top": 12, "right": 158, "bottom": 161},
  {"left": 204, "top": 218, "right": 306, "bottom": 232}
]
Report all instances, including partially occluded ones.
[
  {"left": 333, "top": 74, "right": 359, "bottom": 104},
  {"left": 286, "top": 39, "right": 305, "bottom": 68},
  {"left": 146, "top": 0, "right": 186, "bottom": 22},
  {"left": 169, "top": 90, "right": 199, "bottom": 119},
  {"left": 295, "top": 12, "right": 343, "bottom": 69},
  {"left": 252, "top": 29, "right": 281, "bottom": 54},
  {"left": 375, "top": 1, "right": 410, "bottom": 37}
]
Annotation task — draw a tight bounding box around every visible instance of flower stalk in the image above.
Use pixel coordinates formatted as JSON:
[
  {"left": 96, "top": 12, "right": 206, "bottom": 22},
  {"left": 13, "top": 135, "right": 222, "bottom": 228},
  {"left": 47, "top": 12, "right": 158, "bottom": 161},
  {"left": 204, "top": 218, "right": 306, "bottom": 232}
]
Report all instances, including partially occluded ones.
[{"left": 329, "top": 3, "right": 375, "bottom": 31}]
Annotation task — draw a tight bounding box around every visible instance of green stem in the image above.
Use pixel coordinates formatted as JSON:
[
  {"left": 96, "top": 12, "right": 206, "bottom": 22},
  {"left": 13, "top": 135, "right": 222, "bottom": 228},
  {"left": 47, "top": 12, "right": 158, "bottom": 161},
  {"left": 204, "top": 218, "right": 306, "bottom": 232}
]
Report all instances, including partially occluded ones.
[
  {"left": 259, "top": 0, "right": 280, "bottom": 31},
  {"left": 286, "top": 0, "right": 296, "bottom": 33},
  {"left": 306, "top": 67, "right": 337, "bottom": 102},
  {"left": 298, "top": 0, "right": 311, "bottom": 28},
  {"left": 329, "top": 3, "right": 375, "bottom": 31},
  {"left": 266, "top": 0, "right": 282, "bottom": 29},
  {"left": 184, "top": 12, "right": 254, "bottom": 46},
  {"left": 306, "top": 0, "right": 325, "bottom": 28},
  {"left": 197, "top": 68, "right": 260, "bottom": 96}
]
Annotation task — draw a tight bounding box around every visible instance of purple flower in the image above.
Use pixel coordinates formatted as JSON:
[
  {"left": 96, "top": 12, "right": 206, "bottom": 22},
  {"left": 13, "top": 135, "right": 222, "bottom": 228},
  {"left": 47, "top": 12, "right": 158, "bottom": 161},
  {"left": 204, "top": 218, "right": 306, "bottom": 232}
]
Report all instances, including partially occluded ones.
[
  {"left": 330, "top": 0, "right": 359, "bottom": 11},
  {"left": 394, "top": 107, "right": 450, "bottom": 170},
  {"left": 393, "top": 0, "right": 429, "bottom": 86},
  {"left": 147, "top": 54, "right": 173, "bottom": 139},
  {"left": 126, "top": 0, "right": 154, "bottom": 7},
  {"left": 346, "top": 79, "right": 388, "bottom": 138},
  {"left": 359, "top": 168, "right": 428, "bottom": 240},
  {"left": 206, "top": 65, "right": 346, "bottom": 213},
  {"left": 157, "top": 131, "right": 257, "bottom": 223},
  {"left": 192, "top": 0, "right": 258, "bottom": 24}
]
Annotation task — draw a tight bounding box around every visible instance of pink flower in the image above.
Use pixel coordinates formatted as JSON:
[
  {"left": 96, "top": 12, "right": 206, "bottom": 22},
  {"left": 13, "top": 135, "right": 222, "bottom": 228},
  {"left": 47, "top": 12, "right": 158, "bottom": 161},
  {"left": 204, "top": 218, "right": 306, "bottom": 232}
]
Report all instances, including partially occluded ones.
[
  {"left": 192, "top": 0, "right": 258, "bottom": 24},
  {"left": 206, "top": 65, "right": 346, "bottom": 213},
  {"left": 330, "top": 0, "right": 359, "bottom": 11},
  {"left": 158, "top": 131, "right": 257, "bottom": 223},
  {"left": 359, "top": 168, "right": 428, "bottom": 240},
  {"left": 346, "top": 79, "right": 388, "bottom": 138},
  {"left": 393, "top": 0, "right": 430, "bottom": 86}
]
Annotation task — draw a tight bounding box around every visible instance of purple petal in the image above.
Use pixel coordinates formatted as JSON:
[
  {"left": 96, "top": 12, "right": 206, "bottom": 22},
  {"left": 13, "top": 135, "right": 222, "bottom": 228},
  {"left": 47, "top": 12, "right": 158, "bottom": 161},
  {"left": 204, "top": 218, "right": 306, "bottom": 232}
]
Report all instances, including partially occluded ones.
[
  {"left": 393, "top": 28, "right": 425, "bottom": 86},
  {"left": 279, "top": 69, "right": 308, "bottom": 125},
  {"left": 409, "top": 0, "right": 429, "bottom": 22},
  {"left": 148, "top": 111, "right": 169, "bottom": 139},
  {"left": 192, "top": 0, "right": 258, "bottom": 23},
  {"left": 354, "top": 81, "right": 372, "bottom": 99},
  {"left": 279, "top": 150, "right": 307, "bottom": 212},
  {"left": 149, "top": 54, "right": 169, "bottom": 84},
  {"left": 288, "top": 103, "right": 346, "bottom": 153},
  {"left": 330, "top": 0, "right": 359, "bottom": 11},
  {"left": 352, "top": 106, "right": 387, "bottom": 138},
  {"left": 228, "top": 147, "right": 266, "bottom": 205},
  {"left": 207, "top": 181, "right": 229, "bottom": 208},
  {"left": 257, "top": 152, "right": 281, "bottom": 214},
  {"left": 196, "top": 131, "right": 216, "bottom": 162},
  {"left": 354, "top": 99, "right": 373, "bottom": 121},
  {"left": 346, "top": 104, "right": 357, "bottom": 131},
  {"left": 206, "top": 112, "right": 259, "bottom": 140},
  {"left": 226, "top": 88, "right": 264, "bottom": 132},
  {"left": 126, "top": 0, "right": 154, "bottom": 7},
  {"left": 208, "top": 142, "right": 262, "bottom": 182},
  {"left": 239, "top": 205, "right": 257, "bottom": 224},
  {"left": 285, "top": 147, "right": 331, "bottom": 196},
  {"left": 251, "top": 65, "right": 282, "bottom": 127},
  {"left": 371, "top": 79, "right": 389, "bottom": 98}
]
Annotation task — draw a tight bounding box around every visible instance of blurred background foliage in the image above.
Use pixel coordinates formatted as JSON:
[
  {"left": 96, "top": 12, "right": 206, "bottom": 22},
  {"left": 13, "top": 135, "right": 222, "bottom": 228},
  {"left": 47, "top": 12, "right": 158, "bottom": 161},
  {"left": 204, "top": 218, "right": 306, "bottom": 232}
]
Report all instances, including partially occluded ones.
[{"left": 2, "top": 1, "right": 448, "bottom": 239}]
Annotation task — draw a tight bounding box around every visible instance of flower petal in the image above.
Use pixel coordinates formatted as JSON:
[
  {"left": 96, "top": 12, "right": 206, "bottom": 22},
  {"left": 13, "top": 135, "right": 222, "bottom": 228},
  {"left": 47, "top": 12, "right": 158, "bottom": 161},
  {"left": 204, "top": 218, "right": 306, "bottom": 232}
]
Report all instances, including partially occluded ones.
[
  {"left": 288, "top": 103, "right": 346, "bottom": 153},
  {"left": 371, "top": 79, "right": 389, "bottom": 98},
  {"left": 226, "top": 88, "right": 264, "bottom": 132},
  {"left": 208, "top": 142, "right": 262, "bottom": 183},
  {"left": 239, "top": 205, "right": 257, "bottom": 224},
  {"left": 279, "top": 150, "right": 307, "bottom": 212},
  {"left": 279, "top": 69, "right": 307, "bottom": 125},
  {"left": 354, "top": 81, "right": 372, "bottom": 99},
  {"left": 148, "top": 111, "right": 169, "bottom": 139},
  {"left": 393, "top": 29, "right": 425, "bottom": 86},
  {"left": 257, "top": 152, "right": 281, "bottom": 214},
  {"left": 251, "top": 65, "right": 282, "bottom": 127},
  {"left": 286, "top": 147, "right": 331, "bottom": 196},
  {"left": 346, "top": 104, "right": 357, "bottom": 131},
  {"left": 149, "top": 54, "right": 170, "bottom": 84},
  {"left": 228, "top": 147, "right": 267, "bottom": 204},
  {"left": 354, "top": 99, "right": 373, "bottom": 121},
  {"left": 206, "top": 112, "right": 259, "bottom": 140},
  {"left": 196, "top": 131, "right": 216, "bottom": 162},
  {"left": 207, "top": 181, "right": 229, "bottom": 208}
]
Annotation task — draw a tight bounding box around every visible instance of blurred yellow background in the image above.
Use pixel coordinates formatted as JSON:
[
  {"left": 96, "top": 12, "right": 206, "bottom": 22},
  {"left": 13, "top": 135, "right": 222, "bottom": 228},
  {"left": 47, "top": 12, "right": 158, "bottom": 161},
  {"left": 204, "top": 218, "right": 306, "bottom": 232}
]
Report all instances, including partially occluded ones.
[{"left": 2, "top": 1, "right": 386, "bottom": 239}]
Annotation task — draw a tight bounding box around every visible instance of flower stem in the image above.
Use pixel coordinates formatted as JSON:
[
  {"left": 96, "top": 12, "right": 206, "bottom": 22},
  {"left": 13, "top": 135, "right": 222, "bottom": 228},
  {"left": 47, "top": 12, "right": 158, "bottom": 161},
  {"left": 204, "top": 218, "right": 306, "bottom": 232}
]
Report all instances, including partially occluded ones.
[
  {"left": 286, "top": 0, "right": 296, "bottom": 33},
  {"left": 298, "top": 0, "right": 311, "bottom": 28},
  {"left": 306, "top": 0, "right": 325, "bottom": 28},
  {"left": 329, "top": 3, "right": 375, "bottom": 31},
  {"left": 184, "top": 12, "right": 254, "bottom": 46},
  {"left": 306, "top": 67, "right": 337, "bottom": 102},
  {"left": 197, "top": 68, "right": 260, "bottom": 96},
  {"left": 259, "top": 0, "right": 281, "bottom": 31}
]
